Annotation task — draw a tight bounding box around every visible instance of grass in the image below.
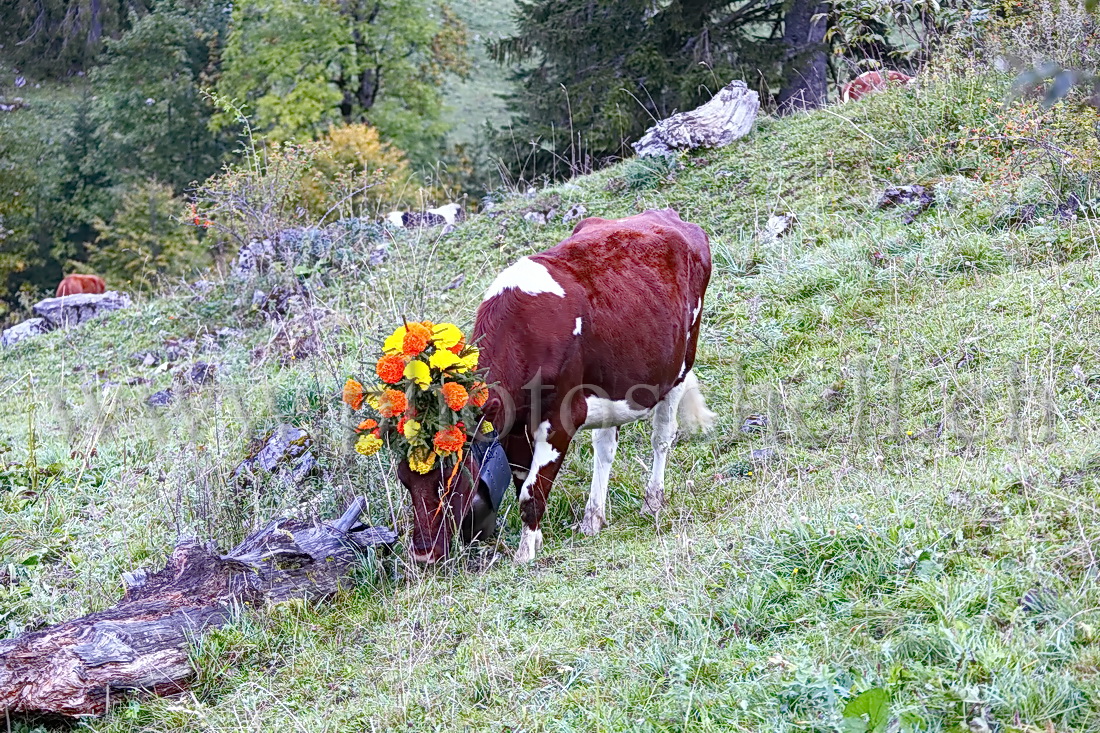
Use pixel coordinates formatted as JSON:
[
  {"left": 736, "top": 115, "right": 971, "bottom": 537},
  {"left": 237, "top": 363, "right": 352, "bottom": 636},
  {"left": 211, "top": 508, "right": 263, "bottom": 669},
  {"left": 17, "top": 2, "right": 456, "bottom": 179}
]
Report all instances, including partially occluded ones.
[{"left": 4, "top": 66, "right": 1100, "bottom": 731}]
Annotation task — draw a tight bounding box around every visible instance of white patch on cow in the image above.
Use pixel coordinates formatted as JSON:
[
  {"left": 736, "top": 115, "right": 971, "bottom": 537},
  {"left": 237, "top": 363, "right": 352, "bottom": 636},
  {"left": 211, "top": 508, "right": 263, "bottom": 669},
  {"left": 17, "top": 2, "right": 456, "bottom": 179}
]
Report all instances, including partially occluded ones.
[
  {"left": 691, "top": 298, "right": 702, "bottom": 324},
  {"left": 677, "top": 361, "right": 687, "bottom": 380},
  {"left": 482, "top": 257, "right": 566, "bottom": 301},
  {"left": 573, "top": 317, "right": 583, "bottom": 335},
  {"left": 427, "top": 202, "right": 462, "bottom": 225},
  {"left": 518, "top": 420, "right": 561, "bottom": 495},
  {"left": 384, "top": 211, "right": 405, "bottom": 227},
  {"left": 581, "top": 396, "right": 652, "bottom": 429},
  {"left": 514, "top": 526, "right": 543, "bottom": 563}
]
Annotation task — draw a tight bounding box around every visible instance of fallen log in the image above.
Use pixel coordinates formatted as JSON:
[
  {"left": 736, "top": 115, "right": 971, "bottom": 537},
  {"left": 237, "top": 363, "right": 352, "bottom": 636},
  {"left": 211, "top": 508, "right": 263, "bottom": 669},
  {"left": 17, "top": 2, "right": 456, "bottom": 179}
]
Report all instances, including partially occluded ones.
[
  {"left": 632, "top": 79, "right": 759, "bottom": 157},
  {"left": 0, "top": 498, "right": 396, "bottom": 719}
]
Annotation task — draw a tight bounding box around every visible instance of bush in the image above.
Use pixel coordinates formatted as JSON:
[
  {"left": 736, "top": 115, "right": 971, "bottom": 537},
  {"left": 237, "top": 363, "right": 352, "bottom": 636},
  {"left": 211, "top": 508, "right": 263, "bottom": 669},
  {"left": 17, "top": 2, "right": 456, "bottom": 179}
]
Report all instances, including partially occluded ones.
[{"left": 86, "top": 180, "right": 209, "bottom": 291}]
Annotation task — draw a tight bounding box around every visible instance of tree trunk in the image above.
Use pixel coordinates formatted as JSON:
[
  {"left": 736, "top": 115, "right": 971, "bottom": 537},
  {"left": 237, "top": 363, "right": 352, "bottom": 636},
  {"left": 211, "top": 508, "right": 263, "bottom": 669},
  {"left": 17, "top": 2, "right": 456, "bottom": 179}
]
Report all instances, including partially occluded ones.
[
  {"left": 0, "top": 499, "right": 396, "bottom": 719},
  {"left": 776, "top": 0, "right": 829, "bottom": 115}
]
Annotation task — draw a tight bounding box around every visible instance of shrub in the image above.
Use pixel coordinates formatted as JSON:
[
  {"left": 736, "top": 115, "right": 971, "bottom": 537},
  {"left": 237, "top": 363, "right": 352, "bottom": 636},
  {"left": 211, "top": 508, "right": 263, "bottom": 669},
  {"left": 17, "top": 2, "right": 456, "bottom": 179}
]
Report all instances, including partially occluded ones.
[{"left": 86, "top": 180, "right": 209, "bottom": 291}]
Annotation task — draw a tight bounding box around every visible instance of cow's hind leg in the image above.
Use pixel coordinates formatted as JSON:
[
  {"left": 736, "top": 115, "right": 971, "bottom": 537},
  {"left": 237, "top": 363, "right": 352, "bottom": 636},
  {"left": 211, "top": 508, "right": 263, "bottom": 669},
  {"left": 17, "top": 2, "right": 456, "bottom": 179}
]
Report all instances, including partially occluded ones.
[
  {"left": 515, "top": 420, "right": 571, "bottom": 563},
  {"left": 642, "top": 381, "right": 688, "bottom": 516},
  {"left": 579, "top": 427, "right": 618, "bottom": 535}
]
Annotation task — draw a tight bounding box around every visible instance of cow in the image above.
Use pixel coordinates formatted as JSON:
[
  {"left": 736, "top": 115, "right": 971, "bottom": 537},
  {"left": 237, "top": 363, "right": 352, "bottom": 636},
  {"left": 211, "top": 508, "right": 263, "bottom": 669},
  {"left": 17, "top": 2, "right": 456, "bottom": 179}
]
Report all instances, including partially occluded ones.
[
  {"left": 840, "top": 70, "right": 913, "bottom": 103},
  {"left": 399, "top": 208, "right": 716, "bottom": 564},
  {"left": 56, "top": 274, "right": 107, "bottom": 297}
]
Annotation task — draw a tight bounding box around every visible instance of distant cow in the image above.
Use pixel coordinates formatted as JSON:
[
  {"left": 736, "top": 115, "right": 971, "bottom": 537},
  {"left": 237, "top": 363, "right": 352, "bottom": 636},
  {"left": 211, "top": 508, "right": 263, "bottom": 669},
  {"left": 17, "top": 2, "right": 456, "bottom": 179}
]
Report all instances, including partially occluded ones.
[
  {"left": 840, "top": 70, "right": 913, "bottom": 103},
  {"left": 56, "top": 274, "right": 107, "bottom": 297},
  {"left": 399, "top": 208, "right": 716, "bottom": 563}
]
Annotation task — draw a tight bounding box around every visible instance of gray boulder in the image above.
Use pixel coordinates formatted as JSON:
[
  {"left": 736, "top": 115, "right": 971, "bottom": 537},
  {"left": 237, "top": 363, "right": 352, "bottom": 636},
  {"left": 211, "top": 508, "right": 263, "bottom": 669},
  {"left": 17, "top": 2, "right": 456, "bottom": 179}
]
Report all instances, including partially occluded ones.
[
  {"left": 233, "top": 425, "right": 318, "bottom": 486},
  {"left": 33, "top": 291, "right": 132, "bottom": 329},
  {"left": 633, "top": 80, "right": 758, "bottom": 157},
  {"left": 1, "top": 318, "right": 50, "bottom": 348}
]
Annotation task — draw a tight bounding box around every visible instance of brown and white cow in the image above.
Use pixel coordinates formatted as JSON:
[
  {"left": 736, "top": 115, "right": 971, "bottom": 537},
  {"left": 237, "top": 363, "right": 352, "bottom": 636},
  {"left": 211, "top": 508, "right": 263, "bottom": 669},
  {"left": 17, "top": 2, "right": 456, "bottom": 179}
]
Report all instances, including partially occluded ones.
[
  {"left": 56, "top": 274, "right": 107, "bottom": 297},
  {"left": 840, "top": 70, "right": 913, "bottom": 103},
  {"left": 400, "top": 208, "right": 716, "bottom": 563}
]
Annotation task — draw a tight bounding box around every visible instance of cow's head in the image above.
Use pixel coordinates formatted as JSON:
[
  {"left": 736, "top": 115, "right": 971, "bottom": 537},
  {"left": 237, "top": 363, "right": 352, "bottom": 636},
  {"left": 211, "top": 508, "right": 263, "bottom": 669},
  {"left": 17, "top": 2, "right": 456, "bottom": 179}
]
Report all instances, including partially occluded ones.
[{"left": 397, "top": 454, "right": 483, "bottom": 563}]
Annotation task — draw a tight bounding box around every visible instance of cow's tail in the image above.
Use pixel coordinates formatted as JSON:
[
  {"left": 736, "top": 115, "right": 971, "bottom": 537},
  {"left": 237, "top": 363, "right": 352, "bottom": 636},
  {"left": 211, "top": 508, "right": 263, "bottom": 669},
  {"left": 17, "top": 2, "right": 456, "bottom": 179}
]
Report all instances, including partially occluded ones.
[{"left": 678, "top": 371, "right": 717, "bottom": 433}]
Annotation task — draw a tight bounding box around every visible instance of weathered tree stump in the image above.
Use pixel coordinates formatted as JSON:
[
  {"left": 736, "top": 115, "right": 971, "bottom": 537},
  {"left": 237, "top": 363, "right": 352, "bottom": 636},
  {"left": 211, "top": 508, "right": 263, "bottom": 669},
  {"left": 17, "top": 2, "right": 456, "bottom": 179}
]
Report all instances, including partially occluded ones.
[
  {"left": 632, "top": 80, "right": 759, "bottom": 157},
  {"left": 0, "top": 499, "right": 396, "bottom": 719}
]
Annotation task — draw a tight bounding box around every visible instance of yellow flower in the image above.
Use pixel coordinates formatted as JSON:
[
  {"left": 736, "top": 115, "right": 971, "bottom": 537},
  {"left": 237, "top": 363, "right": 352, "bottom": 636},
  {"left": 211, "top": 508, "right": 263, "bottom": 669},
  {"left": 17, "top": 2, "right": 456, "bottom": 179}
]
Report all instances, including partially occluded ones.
[
  {"left": 480, "top": 420, "right": 494, "bottom": 434},
  {"left": 408, "top": 446, "right": 437, "bottom": 474},
  {"left": 402, "top": 419, "right": 421, "bottom": 439},
  {"left": 460, "top": 348, "right": 479, "bottom": 372},
  {"left": 431, "top": 323, "right": 464, "bottom": 350},
  {"left": 428, "top": 349, "right": 463, "bottom": 372},
  {"left": 364, "top": 385, "right": 383, "bottom": 410},
  {"left": 355, "top": 433, "right": 383, "bottom": 456},
  {"left": 383, "top": 325, "right": 407, "bottom": 355},
  {"left": 404, "top": 359, "right": 431, "bottom": 390}
]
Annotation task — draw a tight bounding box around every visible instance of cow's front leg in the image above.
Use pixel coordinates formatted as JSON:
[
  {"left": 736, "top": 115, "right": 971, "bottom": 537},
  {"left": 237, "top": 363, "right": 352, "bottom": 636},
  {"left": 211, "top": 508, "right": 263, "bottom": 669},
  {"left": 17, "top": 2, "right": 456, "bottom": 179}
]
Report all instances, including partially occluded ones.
[
  {"left": 515, "top": 419, "right": 571, "bottom": 563},
  {"left": 579, "top": 427, "right": 618, "bottom": 535}
]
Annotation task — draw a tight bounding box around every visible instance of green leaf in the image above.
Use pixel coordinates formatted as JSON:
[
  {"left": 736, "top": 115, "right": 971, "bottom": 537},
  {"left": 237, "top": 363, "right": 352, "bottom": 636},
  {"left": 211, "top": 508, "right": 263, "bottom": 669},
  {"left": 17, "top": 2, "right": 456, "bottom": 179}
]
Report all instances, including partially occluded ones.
[{"left": 843, "top": 688, "right": 890, "bottom": 733}]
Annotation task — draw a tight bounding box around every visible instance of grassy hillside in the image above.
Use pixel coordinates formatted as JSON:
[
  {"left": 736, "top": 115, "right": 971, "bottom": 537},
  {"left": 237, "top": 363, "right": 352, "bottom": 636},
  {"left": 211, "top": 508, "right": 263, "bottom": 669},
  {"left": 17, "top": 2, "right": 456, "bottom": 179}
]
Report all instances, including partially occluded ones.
[{"left": 4, "top": 65, "right": 1100, "bottom": 732}]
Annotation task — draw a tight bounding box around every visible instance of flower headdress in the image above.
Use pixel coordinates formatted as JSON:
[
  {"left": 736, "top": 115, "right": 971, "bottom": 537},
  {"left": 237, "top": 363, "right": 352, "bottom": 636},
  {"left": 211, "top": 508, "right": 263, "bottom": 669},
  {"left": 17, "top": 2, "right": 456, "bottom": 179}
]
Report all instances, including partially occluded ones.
[{"left": 342, "top": 321, "right": 491, "bottom": 473}]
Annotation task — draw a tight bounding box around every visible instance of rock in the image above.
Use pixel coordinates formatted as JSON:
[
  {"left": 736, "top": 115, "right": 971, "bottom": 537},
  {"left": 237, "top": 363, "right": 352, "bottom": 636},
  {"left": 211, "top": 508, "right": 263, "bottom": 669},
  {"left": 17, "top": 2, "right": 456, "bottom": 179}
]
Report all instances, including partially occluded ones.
[
  {"left": 176, "top": 361, "right": 217, "bottom": 386},
  {"left": 740, "top": 413, "right": 768, "bottom": 434},
  {"left": 32, "top": 292, "right": 131, "bottom": 330},
  {"left": 230, "top": 239, "right": 275, "bottom": 279},
  {"left": 132, "top": 351, "right": 161, "bottom": 368},
  {"left": 632, "top": 79, "right": 759, "bottom": 157},
  {"left": 877, "top": 185, "right": 933, "bottom": 223},
  {"left": 233, "top": 425, "right": 318, "bottom": 486},
  {"left": 1, "top": 318, "right": 51, "bottom": 348},
  {"left": 523, "top": 211, "right": 548, "bottom": 225},
  {"left": 758, "top": 213, "right": 796, "bottom": 242},
  {"left": 146, "top": 389, "right": 174, "bottom": 408},
  {"left": 1055, "top": 193, "right": 1081, "bottom": 222},
  {"left": 562, "top": 204, "right": 588, "bottom": 224},
  {"left": 443, "top": 274, "right": 466, "bottom": 291},
  {"left": 748, "top": 448, "right": 781, "bottom": 464},
  {"left": 994, "top": 203, "right": 1038, "bottom": 229}
]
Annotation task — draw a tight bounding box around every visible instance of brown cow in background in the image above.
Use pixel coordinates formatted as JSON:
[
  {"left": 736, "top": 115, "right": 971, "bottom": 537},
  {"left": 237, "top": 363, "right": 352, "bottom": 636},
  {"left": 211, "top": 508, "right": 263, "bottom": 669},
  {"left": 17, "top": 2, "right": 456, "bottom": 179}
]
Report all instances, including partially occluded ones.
[
  {"left": 840, "top": 70, "right": 913, "bottom": 103},
  {"left": 56, "top": 274, "right": 107, "bottom": 297}
]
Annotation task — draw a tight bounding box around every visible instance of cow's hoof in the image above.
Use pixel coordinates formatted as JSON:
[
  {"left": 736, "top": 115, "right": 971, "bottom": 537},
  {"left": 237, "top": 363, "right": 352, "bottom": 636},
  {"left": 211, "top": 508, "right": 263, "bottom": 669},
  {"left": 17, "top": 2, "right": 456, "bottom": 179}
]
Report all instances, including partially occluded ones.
[
  {"left": 641, "top": 485, "right": 666, "bottom": 516},
  {"left": 514, "top": 527, "right": 543, "bottom": 563},
  {"left": 578, "top": 509, "right": 606, "bottom": 536}
]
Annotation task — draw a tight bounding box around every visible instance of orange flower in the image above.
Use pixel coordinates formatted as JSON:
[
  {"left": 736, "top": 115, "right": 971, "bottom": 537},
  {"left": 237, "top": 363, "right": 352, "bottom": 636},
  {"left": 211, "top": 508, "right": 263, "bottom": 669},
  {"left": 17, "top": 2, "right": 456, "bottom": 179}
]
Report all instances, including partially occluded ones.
[
  {"left": 342, "top": 379, "right": 365, "bottom": 410},
  {"left": 376, "top": 354, "right": 406, "bottom": 384},
  {"left": 433, "top": 425, "right": 466, "bottom": 454},
  {"left": 469, "top": 382, "right": 489, "bottom": 407},
  {"left": 378, "top": 389, "right": 408, "bottom": 418},
  {"left": 441, "top": 382, "right": 469, "bottom": 411},
  {"left": 402, "top": 322, "right": 431, "bottom": 356},
  {"left": 448, "top": 339, "right": 465, "bottom": 355},
  {"left": 356, "top": 418, "right": 379, "bottom": 434}
]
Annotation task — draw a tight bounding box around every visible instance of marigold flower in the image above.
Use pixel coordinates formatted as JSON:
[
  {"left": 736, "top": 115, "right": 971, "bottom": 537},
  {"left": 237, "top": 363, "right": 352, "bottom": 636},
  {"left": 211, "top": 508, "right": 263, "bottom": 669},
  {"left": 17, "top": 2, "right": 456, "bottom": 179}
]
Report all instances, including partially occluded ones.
[
  {"left": 431, "top": 323, "right": 463, "bottom": 350},
  {"left": 408, "top": 446, "right": 437, "bottom": 474},
  {"left": 441, "top": 382, "right": 469, "bottom": 411},
  {"left": 342, "top": 379, "right": 365, "bottom": 410},
  {"left": 428, "top": 350, "right": 463, "bottom": 372},
  {"left": 480, "top": 419, "right": 494, "bottom": 434},
  {"left": 433, "top": 425, "right": 466, "bottom": 454},
  {"left": 404, "top": 359, "right": 431, "bottom": 390},
  {"left": 402, "top": 322, "right": 431, "bottom": 356},
  {"left": 355, "top": 433, "right": 384, "bottom": 456},
  {"left": 364, "top": 387, "right": 382, "bottom": 411},
  {"left": 448, "top": 340, "right": 465, "bottom": 355},
  {"left": 376, "top": 354, "right": 406, "bottom": 384},
  {"left": 356, "top": 418, "right": 379, "bottom": 433},
  {"left": 469, "top": 382, "right": 489, "bottom": 408},
  {"left": 378, "top": 389, "right": 408, "bottom": 418},
  {"left": 400, "top": 418, "right": 421, "bottom": 439},
  {"left": 460, "top": 348, "right": 479, "bottom": 371}
]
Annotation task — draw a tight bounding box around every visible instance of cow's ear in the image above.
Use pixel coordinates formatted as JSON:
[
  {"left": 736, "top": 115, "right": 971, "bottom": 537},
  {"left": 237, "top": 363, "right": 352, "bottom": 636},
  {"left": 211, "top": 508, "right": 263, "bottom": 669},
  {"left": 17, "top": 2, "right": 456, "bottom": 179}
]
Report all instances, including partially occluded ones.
[{"left": 571, "top": 217, "right": 609, "bottom": 235}]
